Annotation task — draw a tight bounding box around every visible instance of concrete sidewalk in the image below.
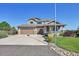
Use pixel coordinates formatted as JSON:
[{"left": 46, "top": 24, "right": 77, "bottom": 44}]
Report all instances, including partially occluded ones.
[{"left": 0, "top": 35, "right": 48, "bottom": 45}]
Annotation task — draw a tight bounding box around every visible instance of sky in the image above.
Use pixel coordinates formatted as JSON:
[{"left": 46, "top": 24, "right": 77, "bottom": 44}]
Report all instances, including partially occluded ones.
[
  {"left": 56, "top": 3, "right": 79, "bottom": 30},
  {"left": 0, "top": 3, "right": 55, "bottom": 27},
  {"left": 0, "top": 3, "right": 79, "bottom": 30}
]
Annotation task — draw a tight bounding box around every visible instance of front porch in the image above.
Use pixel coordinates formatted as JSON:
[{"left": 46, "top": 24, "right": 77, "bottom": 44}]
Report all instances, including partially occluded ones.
[
  {"left": 18, "top": 24, "right": 64, "bottom": 35},
  {"left": 36, "top": 25, "right": 64, "bottom": 35}
]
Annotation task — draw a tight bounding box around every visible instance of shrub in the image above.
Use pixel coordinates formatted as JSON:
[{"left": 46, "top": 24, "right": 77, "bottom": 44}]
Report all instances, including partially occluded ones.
[
  {"left": 75, "top": 30, "right": 79, "bottom": 37},
  {"left": 59, "top": 30, "right": 65, "bottom": 36},
  {"left": 59, "top": 32, "right": 64, "bottom": 36},
  {"left": 63, "top": 30, "right": 76, "bottom": 37},
  {"left": 8, "top": 27, "right": 17, "bottom": 35},
  {"left": 0, "top": 31, "right": 8, "bottom": 39},
  {"left": 48, "top": 34, "right": 55, "bottom": 42},
  {"left": 8, "top": 30, "right": 17, "bottom": 35}
]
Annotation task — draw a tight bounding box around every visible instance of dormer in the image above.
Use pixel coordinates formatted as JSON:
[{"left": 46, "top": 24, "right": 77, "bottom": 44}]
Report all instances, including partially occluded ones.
[
  {"left": 27, "top": 17, "right": 53, "bottom": 25},
  {"left": 28, "top": 17, "right": 41, "bottom": 24}
]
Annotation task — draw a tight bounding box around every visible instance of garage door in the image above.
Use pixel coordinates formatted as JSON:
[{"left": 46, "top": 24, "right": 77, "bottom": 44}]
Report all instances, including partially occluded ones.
[{"left": 20, "top": 27, "right": 34, "bottom": 34}]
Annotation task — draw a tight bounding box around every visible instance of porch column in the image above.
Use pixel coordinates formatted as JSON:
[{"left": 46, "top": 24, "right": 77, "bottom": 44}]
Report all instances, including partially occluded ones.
[
  {"left": 44, "top": 26, "right": 47, "bottom": 33},
  {"left": 60, "top": 26, "right": 64, "bottom": 32},
  {"left": 34, "top": 28, "right": 37, "bottom": 34},
  {"left": 18, "top": 28, "right": 21, "bottom": 35},
  {"left": 49, "top": 26, "right": 52, "bottom": 33},
  {"left": 56, "top": 26, "right": 59, "bottom": 31}
]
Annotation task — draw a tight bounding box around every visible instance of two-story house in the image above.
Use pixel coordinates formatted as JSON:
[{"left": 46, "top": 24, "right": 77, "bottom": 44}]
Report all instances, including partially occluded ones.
[{"left": 18, "top": 17, "right": 65, "bottom": 34}]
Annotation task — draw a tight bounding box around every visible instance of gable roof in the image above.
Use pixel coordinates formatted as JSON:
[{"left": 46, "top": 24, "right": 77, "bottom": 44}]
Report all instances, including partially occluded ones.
[
  {"left": 28, "top": 17, "right": 53, "bottom": 22},
  {"left": 18, "top": 23, "right": 65, "bottom": 28},
  {"left": 18, "top": 17, "right": 65, "bottom": 28},
  {"left": 28, "top": 17, "right": 41, "bottom": 21},
  {"left": 28, "top": 17, "right": 62, "bottom": 24}
]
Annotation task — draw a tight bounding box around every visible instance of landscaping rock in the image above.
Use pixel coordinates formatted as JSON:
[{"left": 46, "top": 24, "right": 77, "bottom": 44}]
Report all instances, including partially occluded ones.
[{"left": 49, "top": 43, "right": 79, "bottom": 56}]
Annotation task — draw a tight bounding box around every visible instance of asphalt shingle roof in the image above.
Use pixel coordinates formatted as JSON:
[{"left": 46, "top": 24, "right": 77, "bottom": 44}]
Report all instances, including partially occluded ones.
[{"left": 18, "top": 17, "right": 65, "bottom": 28}]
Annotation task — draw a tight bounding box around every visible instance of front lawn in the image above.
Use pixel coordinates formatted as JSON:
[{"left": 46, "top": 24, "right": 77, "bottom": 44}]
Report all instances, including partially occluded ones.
[
  {"left": 0, "top": 31, "right": 8, "bottom": 39},
  {"left": 52, "top": 37, "right": 79, "bottom": 53}
]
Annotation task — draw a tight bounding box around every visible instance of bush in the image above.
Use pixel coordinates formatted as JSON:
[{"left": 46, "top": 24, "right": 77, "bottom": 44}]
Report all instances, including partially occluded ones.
[
  {"left": 63, "top": 31, "right": 76, "bottom": 37},
  {"left": 75, "top": 30, "right": 79, "bottom": 37},
  {"left": 48, "top": 34, "right": 55, "bottom": 42},
  {"left": 8, "top": 27, "right": 17, "bottom": 35},
  {"left": 8, "top": 30, "right": 17, "bottom": 35},
  {"left": 0, "top": 31, "right": 8, "bottom": 39}
]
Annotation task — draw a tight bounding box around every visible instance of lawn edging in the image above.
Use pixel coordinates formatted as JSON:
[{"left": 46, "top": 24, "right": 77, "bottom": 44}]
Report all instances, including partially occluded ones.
[{"left": 49, "top": 43, "right": 79, "bottom": 56}]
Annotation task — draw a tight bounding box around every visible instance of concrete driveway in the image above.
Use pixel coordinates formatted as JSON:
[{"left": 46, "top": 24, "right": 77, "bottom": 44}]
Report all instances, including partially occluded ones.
[
  {"left": 0, "top": 35, "right": 60, "bottom": 56},
  {"left": 0, "top": 35, "right": 48, "bottom": 45},
  {"left": 0, "top": 45, "right": 60, "bottom": 56}
]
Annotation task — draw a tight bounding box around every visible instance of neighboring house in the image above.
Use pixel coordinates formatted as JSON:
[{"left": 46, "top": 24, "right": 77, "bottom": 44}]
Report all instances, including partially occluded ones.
[{"left": 18, "top": 17, "right": 65, "bottom": 34}]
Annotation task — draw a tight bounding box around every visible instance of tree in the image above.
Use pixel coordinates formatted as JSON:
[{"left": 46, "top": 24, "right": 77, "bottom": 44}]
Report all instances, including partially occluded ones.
[
  {"left": 0, "top": 21, "right": 11, "bottom": 31},
  {"left": 11, "top": 27, "right": 16, "bottom": 30},
  {"left": 77, "top": 26, "right": 79, "bottom": 30},
  {"left": 9, "top": 27, "right": 17, "bottom": 34}
]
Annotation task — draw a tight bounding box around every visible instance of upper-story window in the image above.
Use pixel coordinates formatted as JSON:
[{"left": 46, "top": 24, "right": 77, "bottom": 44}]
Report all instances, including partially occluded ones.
[
  {"left": 30, "top": 21, "right": 33, "bottom": 24},
  {"left": 37, "top": 22, "right": 42, "bottom": 24}
]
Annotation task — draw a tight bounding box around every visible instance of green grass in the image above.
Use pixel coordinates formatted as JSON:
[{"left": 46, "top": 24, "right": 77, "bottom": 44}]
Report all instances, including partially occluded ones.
[
  {"left": 52, "top": 37, "right": 79, "bottom": 53},
  {"left": 0, "top": 31, "right": 8, "bottom": 39}
]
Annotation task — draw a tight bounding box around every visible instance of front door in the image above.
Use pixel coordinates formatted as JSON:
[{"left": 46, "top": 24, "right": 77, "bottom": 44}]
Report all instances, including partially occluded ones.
[
  {"left": 46, "top": 26, "right": 50, "bottom": 32},
  {"left": 37, "top": 29, "right": 44, "bottom": 35}
]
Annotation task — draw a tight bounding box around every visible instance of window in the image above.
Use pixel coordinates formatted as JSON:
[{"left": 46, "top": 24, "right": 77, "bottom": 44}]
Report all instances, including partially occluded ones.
[
  {"left": 37, "top": 22, "right": 42, "bottom": 24},
  {"left": 21, "top": 27, "right": 33, "bottom": 30},
  {"left": 30, "top": 21, "right": 33, "bottom": 24}
]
